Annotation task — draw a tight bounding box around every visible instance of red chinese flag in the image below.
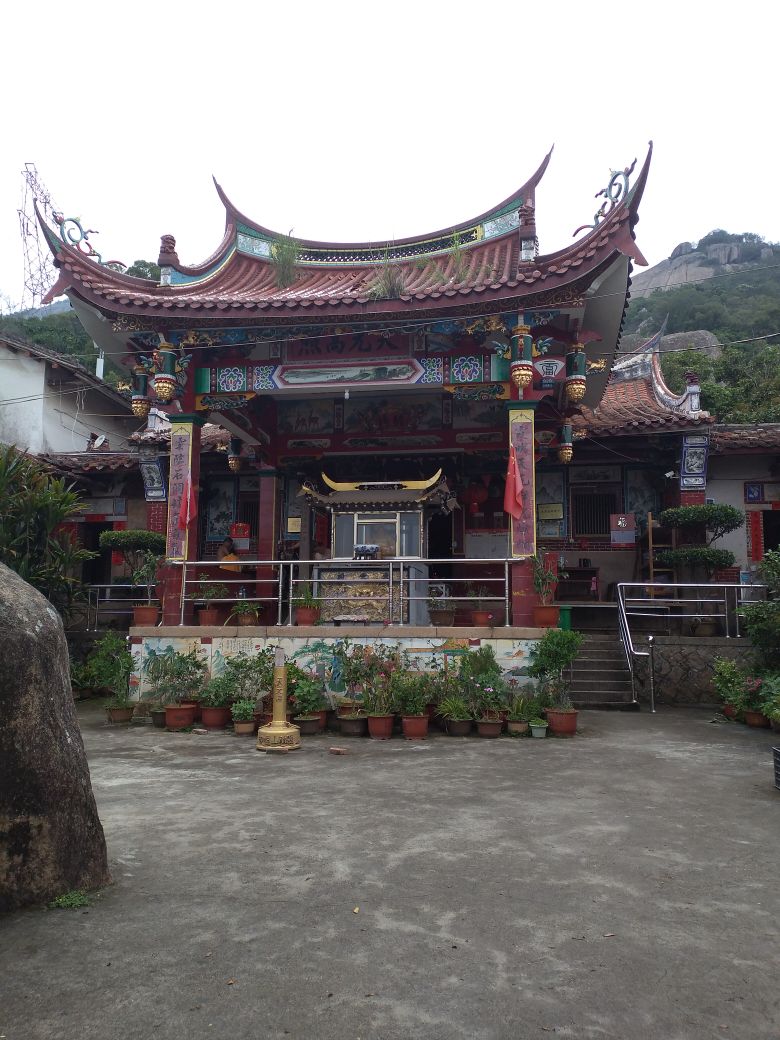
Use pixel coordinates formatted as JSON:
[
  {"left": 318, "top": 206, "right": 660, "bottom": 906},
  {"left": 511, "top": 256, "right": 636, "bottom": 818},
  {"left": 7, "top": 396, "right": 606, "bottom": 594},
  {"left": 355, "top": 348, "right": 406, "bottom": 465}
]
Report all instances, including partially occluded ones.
[
  {"left": 178, "top": 474, "right": 197, "bottom": 532},
  {"left": 503, "top": 445, "right": 524, "bottom": 520}
]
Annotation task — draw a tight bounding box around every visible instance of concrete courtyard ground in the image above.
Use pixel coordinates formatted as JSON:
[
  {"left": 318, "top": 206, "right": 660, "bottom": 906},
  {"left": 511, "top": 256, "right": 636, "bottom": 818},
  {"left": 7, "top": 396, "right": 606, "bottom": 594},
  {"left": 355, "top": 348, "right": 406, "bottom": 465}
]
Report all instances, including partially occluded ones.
[{"left": 1, "top": 706, "right": 778, "bottom": 1040}]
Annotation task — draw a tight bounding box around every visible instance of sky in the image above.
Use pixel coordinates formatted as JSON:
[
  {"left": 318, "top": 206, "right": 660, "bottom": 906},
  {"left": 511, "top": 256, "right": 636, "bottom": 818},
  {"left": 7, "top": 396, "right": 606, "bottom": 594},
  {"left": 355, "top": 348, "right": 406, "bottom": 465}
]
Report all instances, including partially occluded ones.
[{"left": 2, "top": 0, "right": 778, "bottom": 310}]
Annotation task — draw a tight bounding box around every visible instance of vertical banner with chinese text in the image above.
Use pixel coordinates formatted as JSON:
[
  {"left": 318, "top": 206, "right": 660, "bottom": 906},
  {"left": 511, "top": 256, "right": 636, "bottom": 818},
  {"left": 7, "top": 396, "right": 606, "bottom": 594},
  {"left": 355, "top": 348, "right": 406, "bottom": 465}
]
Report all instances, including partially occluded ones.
[
  {"left": 166, "top": 423, "right": 194, "bottom": 560},
  {"left": 509, "top": 408, "right": 536, "bottom": 558}
]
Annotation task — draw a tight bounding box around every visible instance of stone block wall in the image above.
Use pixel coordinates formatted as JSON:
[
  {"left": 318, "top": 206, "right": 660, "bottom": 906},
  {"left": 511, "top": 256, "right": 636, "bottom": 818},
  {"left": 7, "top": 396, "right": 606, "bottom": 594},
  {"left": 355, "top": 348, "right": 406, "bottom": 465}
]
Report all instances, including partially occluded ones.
[{"left": 633, "top": 636, "right": 756, "bottom": 706}]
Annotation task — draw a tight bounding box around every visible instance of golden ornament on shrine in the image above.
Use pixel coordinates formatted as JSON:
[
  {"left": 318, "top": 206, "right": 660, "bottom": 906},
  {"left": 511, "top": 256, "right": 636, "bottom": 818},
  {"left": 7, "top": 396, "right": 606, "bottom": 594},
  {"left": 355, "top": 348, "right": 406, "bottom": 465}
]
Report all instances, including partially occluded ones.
[
  {"left": 565, "top": 379, "right": 586, "bottom": 403},
  {"left": 227, "top": 455, "right": 242, "bottom": 473},
  {"left": 131, "top": 397, "right": 151, "bottom": 419},
  {"left": 257, "top": 648, "right": 301, "bottom": 752},
  {"left": 558, "top": 444, "right": 574, "bottom": 464},
  {"left": 153, "top": 374, "right": 177, "bottom": 402},
  {"left": 510, "top": 363, "right": 533, "bottom": 389}
]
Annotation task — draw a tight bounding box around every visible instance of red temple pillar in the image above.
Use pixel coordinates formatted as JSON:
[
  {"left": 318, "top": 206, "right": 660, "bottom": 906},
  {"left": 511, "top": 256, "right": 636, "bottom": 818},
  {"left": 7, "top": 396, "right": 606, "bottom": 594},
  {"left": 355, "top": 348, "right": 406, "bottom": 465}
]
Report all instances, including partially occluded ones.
[{"left": 160, "top": 414, "right": 204, "bottom": 624}]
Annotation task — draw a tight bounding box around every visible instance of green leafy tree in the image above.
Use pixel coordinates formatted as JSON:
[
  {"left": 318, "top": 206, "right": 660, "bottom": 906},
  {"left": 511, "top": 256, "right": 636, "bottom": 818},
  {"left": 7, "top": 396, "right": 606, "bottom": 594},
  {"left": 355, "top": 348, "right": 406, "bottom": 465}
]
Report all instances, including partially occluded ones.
[
  {"left": 0, "top": 445, "right": 96, "bottom": 613},
  {"left": 125, "top": 259, "right": 161, "bottom": 281}
]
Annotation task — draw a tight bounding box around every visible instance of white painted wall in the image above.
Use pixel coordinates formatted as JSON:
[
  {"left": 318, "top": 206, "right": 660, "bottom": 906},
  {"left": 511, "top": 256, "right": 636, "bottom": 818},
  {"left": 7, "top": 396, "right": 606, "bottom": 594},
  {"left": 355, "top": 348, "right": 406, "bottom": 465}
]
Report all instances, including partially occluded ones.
[
  {"left": 0, "top": 344, "right": 136, "bottom": 454},
  {"left": 0, "top": 345, "right": 46, "bottom": 452},
  {"left": 708, "top": 456, "right": 771, "bottom": 570}
]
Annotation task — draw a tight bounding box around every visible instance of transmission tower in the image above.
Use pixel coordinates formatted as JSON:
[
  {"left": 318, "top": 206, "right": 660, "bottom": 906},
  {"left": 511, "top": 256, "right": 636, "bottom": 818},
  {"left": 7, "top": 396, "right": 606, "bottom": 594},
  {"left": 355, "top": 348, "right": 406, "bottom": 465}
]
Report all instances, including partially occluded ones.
[{"left": 17, "top": 163, "right": 58, "bottom": 311}]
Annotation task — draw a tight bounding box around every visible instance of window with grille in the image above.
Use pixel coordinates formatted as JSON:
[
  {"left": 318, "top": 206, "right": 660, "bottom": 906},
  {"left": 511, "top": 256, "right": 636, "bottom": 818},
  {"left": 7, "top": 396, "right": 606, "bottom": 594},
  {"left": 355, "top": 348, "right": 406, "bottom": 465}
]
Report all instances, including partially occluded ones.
[{"left": 571, "top": 487, "right": 621, "bottom": 537}]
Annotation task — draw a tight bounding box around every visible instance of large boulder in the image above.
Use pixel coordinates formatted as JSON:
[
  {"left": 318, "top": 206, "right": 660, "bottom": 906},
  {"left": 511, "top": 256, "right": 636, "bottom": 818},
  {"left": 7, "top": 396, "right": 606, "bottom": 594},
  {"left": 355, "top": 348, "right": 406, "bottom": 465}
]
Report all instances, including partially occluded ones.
[{"left": 0, "top": 564, "right": 110, "bottom": 911}]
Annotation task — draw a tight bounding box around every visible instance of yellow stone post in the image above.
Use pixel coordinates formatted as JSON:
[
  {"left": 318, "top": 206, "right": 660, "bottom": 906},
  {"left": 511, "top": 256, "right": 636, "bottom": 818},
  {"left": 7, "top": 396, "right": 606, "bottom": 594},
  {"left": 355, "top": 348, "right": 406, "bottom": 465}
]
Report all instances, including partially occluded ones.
[{"left": 256, "top": 647, "right": 301, "bottom": 751}]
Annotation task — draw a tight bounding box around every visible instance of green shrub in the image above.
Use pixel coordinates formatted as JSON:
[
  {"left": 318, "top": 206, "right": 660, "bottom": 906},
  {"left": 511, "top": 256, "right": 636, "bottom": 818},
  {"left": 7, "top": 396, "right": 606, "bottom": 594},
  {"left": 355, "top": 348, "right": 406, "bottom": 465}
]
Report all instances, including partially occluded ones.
[
  {"left": 656, "top": 547, "right": 735, "bottom": 575},
  {"left": 231, "top": 698, "right": 256, "bottom": 722},
  {"left": 658, "top": 505, "right": 744, "bottom": 544}
]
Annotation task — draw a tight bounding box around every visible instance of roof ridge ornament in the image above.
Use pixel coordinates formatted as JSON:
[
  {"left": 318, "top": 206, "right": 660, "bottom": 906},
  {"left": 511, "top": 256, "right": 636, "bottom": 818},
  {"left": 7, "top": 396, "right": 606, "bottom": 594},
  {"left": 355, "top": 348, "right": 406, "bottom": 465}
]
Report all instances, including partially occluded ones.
[
  {"left": 52, "top": 212, "right": 126, "bottom": 271},
  {"left": 572, "top": 157, "right": 638, "bottom": 238}
]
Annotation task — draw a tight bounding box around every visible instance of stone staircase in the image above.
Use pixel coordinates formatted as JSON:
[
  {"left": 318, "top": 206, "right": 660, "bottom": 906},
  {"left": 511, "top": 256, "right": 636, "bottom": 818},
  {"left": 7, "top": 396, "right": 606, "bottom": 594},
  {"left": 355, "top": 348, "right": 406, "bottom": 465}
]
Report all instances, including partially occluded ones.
[{"left": 569, "top": 634, "right": 637, "bottom": 710}]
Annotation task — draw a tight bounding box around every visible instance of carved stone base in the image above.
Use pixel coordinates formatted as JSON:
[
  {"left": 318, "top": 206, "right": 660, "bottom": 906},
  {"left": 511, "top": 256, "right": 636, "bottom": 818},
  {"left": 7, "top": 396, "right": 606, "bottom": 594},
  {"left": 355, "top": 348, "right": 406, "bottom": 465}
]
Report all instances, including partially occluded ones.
[{"left": 256, "top": 721, "right": 301, "bottom": 752}]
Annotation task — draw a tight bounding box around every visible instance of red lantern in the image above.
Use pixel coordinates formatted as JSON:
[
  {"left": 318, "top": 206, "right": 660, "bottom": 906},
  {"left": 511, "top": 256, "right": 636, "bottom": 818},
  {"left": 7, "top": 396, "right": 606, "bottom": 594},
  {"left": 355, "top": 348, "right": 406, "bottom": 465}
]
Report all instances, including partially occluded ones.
[{"left": 461, "top": 481, "right": 489, "bottom": 515}]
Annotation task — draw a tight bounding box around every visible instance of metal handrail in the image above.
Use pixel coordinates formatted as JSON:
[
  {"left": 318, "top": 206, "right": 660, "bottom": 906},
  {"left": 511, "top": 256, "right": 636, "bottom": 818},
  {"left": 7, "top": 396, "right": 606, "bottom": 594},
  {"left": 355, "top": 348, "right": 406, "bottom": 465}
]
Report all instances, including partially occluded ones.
[
  {"left": 171, "top": 556, "right": 516, "bottom": 627},
  {"left": 616, "top": 581, "right": 766, "bottom": 714},
  {"left": 86, "top": 583, "right": 158, "bottom": 631}
]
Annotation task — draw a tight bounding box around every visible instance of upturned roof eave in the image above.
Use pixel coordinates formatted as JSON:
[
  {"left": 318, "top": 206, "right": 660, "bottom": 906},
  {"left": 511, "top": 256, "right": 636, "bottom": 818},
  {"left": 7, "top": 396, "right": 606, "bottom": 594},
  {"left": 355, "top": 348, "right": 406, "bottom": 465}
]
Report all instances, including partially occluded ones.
[{"left": 211, "top": 148, "right": 554, "bottom": 251}]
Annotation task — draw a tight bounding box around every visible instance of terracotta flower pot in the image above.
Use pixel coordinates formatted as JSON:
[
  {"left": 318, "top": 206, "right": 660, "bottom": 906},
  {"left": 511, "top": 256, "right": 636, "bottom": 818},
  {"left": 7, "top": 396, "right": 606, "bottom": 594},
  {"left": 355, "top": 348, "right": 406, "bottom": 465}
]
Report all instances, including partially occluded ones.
[
  {"left": 477, "top": 719, "right": 502, "bottom": 738},
  {"left": 743, "top": 710, "right": 770, "bottom": 728},
  {"left": 532, "top": 605, "right": 560, "bottom": 627},
  {"left": 401, "top": 715, "right": 429, "bottom": 740},
  {"left": 236, "top": 614, "right": 258, "bottom": 627},
  {"left": 201, "top": 706, "right": 231, "bottom": 730},
  {"left": 471, "top": 610, "right": 492, "bottom": 627},
  {"left": 198, "top": 607, "right": 220, "bottom": 626},
  {"left": 180, "top": 699, "right": 201, "bottom": 722},
  {"left": 295, "top": 606, "right": 321, "bottom": 625},
  {"left": 317, "top": 709, "right": 328, "bottom": 732},
  {"left": 106, "top": 706, "right": 134, "bottom": 724},
  {"left": 722, "top": 703, "right": 737, "bottom": 719},
  {"left": 295, "top": 715, "right": 321, "bottom": 735},
  {"left": 132, "top": 604, "right": 159, "bottom": 626},
  {"left": 545, "top": 708, "right": 578, "bottom": 737},
  {"left": 233, "top": 720, "right": 255, "bottom": 735},
  {"left": 367, "top": 714, "right": 394, "bottom": 740},
  {"left": 506, "top": 719, "right": 529, "bottom": 736},
  {"left": 340, "top": 715, "right": 368, "bottom": 737},
  {"left": 165, "top": 704, "right": 196, "bottom": 730},
  {"left": 445, "top": 718, "right": 472, "bottom": 737}
]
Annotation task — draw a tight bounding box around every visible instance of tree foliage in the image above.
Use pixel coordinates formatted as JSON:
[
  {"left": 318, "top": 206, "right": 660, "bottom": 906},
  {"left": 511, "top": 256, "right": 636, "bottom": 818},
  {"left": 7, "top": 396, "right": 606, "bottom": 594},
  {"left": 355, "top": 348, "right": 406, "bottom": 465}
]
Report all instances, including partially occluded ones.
[
  {"left": 125, "top": 259, "right": 161, "bottom": 281},
  {"left": 0, "top": 445, "right": 96, "bottom": 614}
]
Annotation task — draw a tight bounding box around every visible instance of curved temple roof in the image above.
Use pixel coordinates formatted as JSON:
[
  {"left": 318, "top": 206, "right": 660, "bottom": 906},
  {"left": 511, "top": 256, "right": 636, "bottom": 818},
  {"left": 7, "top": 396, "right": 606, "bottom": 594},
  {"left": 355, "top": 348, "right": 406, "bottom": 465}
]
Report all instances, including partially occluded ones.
[{"left": 40, "top": 145, "right": 651, "bottom": 324}]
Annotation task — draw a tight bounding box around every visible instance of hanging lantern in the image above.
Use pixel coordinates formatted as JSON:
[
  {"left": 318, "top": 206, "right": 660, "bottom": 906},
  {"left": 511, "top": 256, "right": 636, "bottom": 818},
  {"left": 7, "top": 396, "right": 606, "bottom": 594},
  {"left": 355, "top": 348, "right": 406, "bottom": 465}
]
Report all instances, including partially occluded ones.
[
  {"left": 228, "top": 437, "right": 242, "bottom": 473},
  {"left": 558, "top": 423, "right": 574, "bottom": 464},
  {"left": 132, "top": 396, "right": 151, "bottom": 419},
  {"left": 153, "top": 344, "right": 178, "bottom": 402},
  {"left": 565, "top": 347, "right": 587, "bottom": 403},
  {"left": 153, "top": 374, "right": 177, "bottom": 402},
  {"left": 510, "top": 362, "right": 533, "bottom": 389},
  {"left": 461, "top": 480, "right": 489, "bottom": 515},
  {"left": 510, "top": 321, "right": 534, "bottom": 391},
  {"left": 131, "top": 367, "right": 151, "bottom": 418}
]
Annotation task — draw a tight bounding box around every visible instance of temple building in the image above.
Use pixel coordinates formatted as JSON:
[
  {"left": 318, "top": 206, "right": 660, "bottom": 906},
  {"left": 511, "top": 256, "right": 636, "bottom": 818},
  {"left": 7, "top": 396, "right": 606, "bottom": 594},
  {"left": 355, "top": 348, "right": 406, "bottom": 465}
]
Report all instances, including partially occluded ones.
[{"left": 39, "top": 145, "right": 654, "bottom": 628}]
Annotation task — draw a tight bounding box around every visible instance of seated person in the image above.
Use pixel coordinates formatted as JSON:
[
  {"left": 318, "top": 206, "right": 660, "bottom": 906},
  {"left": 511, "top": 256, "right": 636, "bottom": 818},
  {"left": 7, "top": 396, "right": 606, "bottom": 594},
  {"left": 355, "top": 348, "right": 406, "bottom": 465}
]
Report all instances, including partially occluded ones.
[{"left": 216, "top": 537, "right": 241, "bottom": 573}]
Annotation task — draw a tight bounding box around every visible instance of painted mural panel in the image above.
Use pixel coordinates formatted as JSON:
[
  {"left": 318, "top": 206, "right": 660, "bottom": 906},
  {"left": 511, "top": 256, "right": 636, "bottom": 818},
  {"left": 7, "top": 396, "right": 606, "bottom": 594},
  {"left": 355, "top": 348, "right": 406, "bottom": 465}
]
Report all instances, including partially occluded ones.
[
  {"left": 535, "top": 469, "right": 566, "bottom": 540},
  {"left": 452, "top": 398, "right": 506, "bottom": 430},
  {"left": 344, "top": 394, "right": 442, "bottom": 434},
  {"left": 277, "top": 399, "right": 334, "bottom": 435},
  {"left": 625, "top": 469, "right": 659, "bottom": 531}
]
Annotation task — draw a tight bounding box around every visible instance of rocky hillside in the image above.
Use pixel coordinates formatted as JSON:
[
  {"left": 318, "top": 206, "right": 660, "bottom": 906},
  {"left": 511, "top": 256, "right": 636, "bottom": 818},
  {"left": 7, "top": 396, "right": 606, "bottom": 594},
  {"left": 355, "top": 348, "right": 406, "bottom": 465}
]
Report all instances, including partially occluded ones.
[{"left": 631, "top": 232, "right": 778, "bottom": 297}]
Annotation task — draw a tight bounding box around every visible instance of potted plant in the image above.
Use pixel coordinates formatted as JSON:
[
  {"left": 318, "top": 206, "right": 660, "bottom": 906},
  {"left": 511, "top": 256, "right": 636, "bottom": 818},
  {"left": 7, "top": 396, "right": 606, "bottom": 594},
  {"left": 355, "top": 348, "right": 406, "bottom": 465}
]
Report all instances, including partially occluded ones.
[
  {"left": 528, "top": 628, "right": 583, "bottom": 736},
  {"left": 741, "top": 675, "right": 770, "bottom": 728},
  {"left": 199, "top": 674, "right": 234, "bottom": 729},
  {"left": 529, "top": 717, "right": 548, "bottom": 738},
  {"left": 292, "top": 582, "right": 322, "bottom": 625},
  {"left": 226, "top": 600, "right": 261, "bottom": 627},
  {"left": 427, "top": 594, "right": 455, "bottom": 626},
  {"left": 88, "top": 632, "right": 134, "bottom": 722},
  {"left": 362, "top": 674, "right": 396, "bottom": 740},
  {"left": 144, "top": 647, "right": 208, "bottom": 729},
  {"left": 506, "top": 695, "right": 531, "bottom": 736},
  {"left": 292, "top": 673, "right": 327, "bottom": 735},
  {"left": 231, "top": 698, "right": 257, "bottom": 735},
  {"left": 711, "top": 657, "right": 747, "bottom": 719},
  {"left": 468, "top": 585, "right": 493, "bottom": 627},
  {"left": 531, "top": 553, "right": 562, "bottom": 627},
  {"left": 98, "top": 529, "right": 166, "bottom": 626},
  {"left": 656, "top": 504, "right": 744, "bottom": 581},
  {"left": 438, "top": 692, "right": 473, "bottom": 736},
  {"left": 394, "top": 673, "right": 429, "bottom": 740},
  {"left": 761, "top": 676, "right": 780, "bottom": 733},
  {"left": 471, "top": 677, "right": 507, "bottom": 738},
  {"left": 197, "top": 573, "right": 229, "bottom": 625}
]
